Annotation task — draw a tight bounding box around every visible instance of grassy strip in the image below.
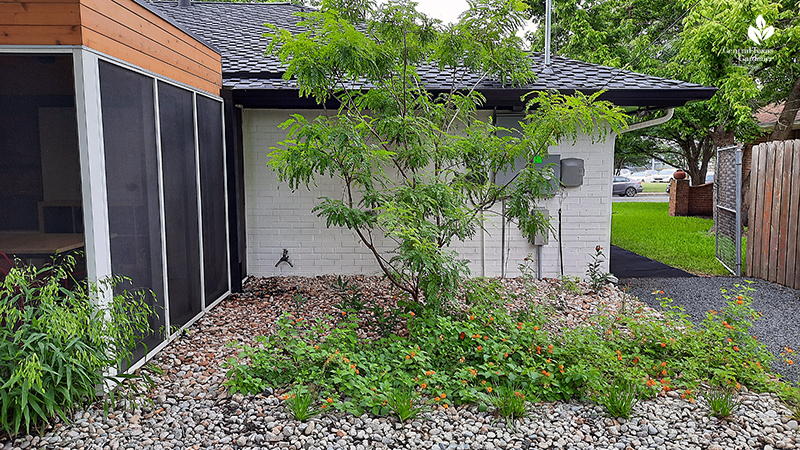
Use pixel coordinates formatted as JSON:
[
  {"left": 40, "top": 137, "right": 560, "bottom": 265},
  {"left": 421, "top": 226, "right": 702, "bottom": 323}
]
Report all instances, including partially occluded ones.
[
  {"left": 640, "top": 182, "right": 669, "bottom": 193},
  {"left": 611, "top": 202, "right": 734, "bottom": 276}
]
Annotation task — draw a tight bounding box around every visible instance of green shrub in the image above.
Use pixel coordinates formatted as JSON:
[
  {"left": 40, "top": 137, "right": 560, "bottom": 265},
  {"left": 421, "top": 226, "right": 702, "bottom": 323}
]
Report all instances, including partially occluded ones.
[{"left": 0, "top": 258, "right": 154, "bottom": 436}]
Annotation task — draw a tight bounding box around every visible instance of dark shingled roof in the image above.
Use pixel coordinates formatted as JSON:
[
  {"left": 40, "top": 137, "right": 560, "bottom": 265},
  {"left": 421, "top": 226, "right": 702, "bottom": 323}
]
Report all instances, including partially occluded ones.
[{"left": 148, "top": 1, "right": 716, "bottom": 108}]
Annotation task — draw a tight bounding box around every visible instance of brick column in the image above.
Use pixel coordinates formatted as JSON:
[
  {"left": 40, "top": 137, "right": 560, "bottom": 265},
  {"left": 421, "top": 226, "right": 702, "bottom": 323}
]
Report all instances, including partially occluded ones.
[{"left": 669, "top": 179, "right": 690, "bottom": 216}]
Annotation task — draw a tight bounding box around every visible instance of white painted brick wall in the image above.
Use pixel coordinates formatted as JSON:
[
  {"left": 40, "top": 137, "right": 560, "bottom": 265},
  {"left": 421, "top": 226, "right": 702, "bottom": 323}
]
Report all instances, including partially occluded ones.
[{"left": 243, "top": 109, "right": 614, "bottom": 279}]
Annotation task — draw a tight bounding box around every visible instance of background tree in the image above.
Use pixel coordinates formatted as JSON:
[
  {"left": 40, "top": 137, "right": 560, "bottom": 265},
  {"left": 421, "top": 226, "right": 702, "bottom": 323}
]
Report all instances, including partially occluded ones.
[
  {"left": 527, "top": 0, "right": 798, "bottom": 185},
  {"left": 266, "top": 0, "right": 626, "bottom": 309}
]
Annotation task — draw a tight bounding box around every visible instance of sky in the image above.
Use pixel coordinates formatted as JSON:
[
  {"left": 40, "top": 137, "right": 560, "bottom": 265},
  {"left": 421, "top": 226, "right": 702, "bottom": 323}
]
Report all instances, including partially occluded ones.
[
  {"left": 406, "top": 0, "right": 469, "bottom": 23},
  {"left": 376, "top": 0, "right": 537, "bottom": 36}
]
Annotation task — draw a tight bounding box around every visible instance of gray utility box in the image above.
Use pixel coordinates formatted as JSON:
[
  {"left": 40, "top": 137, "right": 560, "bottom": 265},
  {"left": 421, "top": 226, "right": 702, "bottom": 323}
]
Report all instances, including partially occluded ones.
[
  {"left": 560, "top": 158, "right": 585, "bottom": 187},
  {"left": 529, "top": 207, "right": 550, "bottom": 245}
]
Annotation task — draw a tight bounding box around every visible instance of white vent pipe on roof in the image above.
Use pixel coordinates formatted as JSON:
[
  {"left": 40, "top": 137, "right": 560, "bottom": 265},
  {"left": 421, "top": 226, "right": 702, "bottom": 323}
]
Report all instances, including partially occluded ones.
[{"left": 544, "top": 0, "right": 552, "bottom": 65}]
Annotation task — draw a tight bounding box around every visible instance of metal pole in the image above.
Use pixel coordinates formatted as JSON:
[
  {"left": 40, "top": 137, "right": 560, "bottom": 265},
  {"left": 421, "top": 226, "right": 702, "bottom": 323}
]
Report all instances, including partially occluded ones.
[
  {"left": 544, "top": 0, "right": 552, "bottom": 65},
  {"left": 735, "top": 144, "right": 742, "bottom": 276}
]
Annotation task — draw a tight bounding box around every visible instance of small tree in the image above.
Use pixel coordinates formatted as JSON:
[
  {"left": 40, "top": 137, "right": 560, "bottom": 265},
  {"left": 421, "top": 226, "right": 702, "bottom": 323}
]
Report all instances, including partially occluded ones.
[{"left": 266, "top": 0, "right": 627, "bottom": 309}]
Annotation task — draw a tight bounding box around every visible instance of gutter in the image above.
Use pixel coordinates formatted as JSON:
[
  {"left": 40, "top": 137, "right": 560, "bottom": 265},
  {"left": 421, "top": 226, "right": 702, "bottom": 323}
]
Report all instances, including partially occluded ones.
[{"left": 619, "top": 108, "right": 674, "bottom": 133}]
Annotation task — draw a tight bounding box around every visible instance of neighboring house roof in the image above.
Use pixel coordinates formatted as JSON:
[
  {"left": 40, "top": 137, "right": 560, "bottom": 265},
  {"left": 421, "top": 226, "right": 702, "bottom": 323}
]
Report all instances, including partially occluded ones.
[
  {"left": 149, "top": 1, "right": 716, "bottom": 109},
  {"left": 755, "top": 103, "right": 800, "bottom": 129}
]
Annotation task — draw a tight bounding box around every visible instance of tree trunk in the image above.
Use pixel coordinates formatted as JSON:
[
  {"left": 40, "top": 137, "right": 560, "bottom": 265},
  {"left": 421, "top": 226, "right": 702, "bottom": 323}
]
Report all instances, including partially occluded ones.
[{"left": 770, "top": 75, "right": 800, "bottom": 141}]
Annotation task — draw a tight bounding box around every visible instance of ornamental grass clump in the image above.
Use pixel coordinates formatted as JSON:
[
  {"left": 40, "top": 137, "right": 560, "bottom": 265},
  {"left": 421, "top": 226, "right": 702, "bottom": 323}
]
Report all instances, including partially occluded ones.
[
  {"left": 282, "top": 385, "right": 323, "bottom": 421},
  {"left": 383, "top": 386, "right": 428, "bottom": 422},
  {"left": 704, "top": 387, "right": 741, "bottom": 418},
  {"left": 0, "top": 257, "right": 155, "bottom": 437},
  {"left": 485, "top": 383, "right": 528, "bottom": 424},
  {"left": 599, "top": 380, "right": 639, "bottom": 418}
]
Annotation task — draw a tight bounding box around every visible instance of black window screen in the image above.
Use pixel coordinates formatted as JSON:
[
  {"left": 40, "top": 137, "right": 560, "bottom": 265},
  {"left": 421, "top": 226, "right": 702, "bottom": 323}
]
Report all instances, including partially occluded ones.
[
  {"left": 158, "top": 82, "right": 202, "bottom": 328},
  {"left": 99, "top": 61, "right": 165, "bottom": 361},
  {"left": 197, "top": 96, "right": 229, "bottom": 305}
]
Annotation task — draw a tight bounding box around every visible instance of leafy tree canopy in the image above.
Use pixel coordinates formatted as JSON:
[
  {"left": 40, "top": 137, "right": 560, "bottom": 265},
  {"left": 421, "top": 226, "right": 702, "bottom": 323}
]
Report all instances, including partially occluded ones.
[
  {"left": 527, "top": 0, "right": 799, "bottom": 183},
  {"left": 265, "top": 0, "right": 627, "bottom": 308}
]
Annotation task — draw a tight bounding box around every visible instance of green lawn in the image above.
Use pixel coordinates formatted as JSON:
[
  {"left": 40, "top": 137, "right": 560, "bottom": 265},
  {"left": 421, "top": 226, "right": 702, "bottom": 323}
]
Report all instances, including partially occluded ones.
[
  {"left": 611, "top": 202, "right": 734, "bottom": 276},
  {"left": 641, "top": 182, "right": 669, "bottom": 193}
]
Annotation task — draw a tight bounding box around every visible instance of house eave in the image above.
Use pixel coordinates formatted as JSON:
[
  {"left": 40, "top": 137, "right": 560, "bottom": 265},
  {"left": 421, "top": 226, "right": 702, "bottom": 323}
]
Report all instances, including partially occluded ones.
[{"left": 226, "top": 86, "right": 718, "bottom": 110}]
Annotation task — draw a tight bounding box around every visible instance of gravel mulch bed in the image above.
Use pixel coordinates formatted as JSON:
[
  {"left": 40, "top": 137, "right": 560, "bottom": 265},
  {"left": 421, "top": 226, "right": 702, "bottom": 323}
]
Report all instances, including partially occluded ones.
[
  {"left": 3, "top": 276, "right": 798, "bottom": 450},
  {"left": 620, "top": 277, "right": 800, "bottom": 382}
]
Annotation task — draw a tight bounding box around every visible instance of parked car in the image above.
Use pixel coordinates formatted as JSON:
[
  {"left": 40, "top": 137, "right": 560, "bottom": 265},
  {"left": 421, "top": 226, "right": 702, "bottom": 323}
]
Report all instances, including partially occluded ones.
[
  {"left": 652, "top": 168, "right": 677, "bottom": 183},
  {"left": 613, "top": 176, "right": 643, "bottom": 197},
  {"left": 629, "top": 170, "right": 656, "bottom": 183}
]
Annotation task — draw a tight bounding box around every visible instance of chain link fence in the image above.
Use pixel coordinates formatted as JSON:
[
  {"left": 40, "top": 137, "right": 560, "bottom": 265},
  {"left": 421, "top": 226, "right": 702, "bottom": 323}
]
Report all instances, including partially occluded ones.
[{"left": 715, "top": 145, "right": 742, "bottom": 276}]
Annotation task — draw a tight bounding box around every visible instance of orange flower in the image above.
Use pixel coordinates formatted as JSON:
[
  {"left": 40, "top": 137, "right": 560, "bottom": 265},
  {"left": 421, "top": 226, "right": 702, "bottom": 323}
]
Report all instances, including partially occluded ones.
[
  {"left": 733, "top": 346, "right": 739, "bottom": 351},
  {"left": 434, "top": 397, "right": 440, "bottom": 401},
  {"left": 443, "top": 403, "right": 449, "bottom": 409},
  {"left": 355, "top": 369, "right": 360, "bottom": 374},
  {"left": 548, "top": 345, "right": 553, "bottom": 353},
  {"left": 486, "top": 387, "right": 493, "bottom": 393},
  {"left": 314, "top": 345, "right": 319, "bottom": 350},
  {"left": 788, "top": 359, "right": 794, "bottom": 365},
  {"left": 469, "top": 369, "right": 477, "bottom": 376},
  {"left": 504, "top": 352, "right": 509, "bottom": 358},
  {"left": 484, "top": 335, "right": 488, "bottom": 340},
  {"left": 726, "top": 338, "right": 732, "bottom": 343},
  {"left": 477, "top": 346, "right": 482, "bottom": 352},
  {"left": 409, "top": 311, "right": 415, "bottom": 316},
  {"left": 405, "top": 355, "right": 410, "bottom": 359},
  {"left": 327, "top": 397, "right": 333, "bottom": 403},
  {"left": 459, "top": 357, "right": 465, "bottom": 363},
  {"left": 321, "top": 404, "right": 328, "bottom": 409},
  {"left": 481, "top": 380, "right": 486, "bottom": 385},
  {"left": 536, "top": 346, "right": 542, "bottom": 354},
  {"left": 470, "top": 315, "right": 475, "bottom": 320},
  {"left": 440, "top": 393, "right": 446, "bottom": 399},
  {"left": 736, "top": 300, "right": 743, "bottom": 305},
  {"left": 517, "top": 322, "right": 523, "bottom": 330},
  {"left": 660, "top": 362, "right": 667, "bottom": 367},
  {"left": 646, "top": 379, "right": 655, "bottom": 387},
  {"left": 534, "top": 326, "right": 539, "bottom": 331},
  {"left": 421, "top": 383, "right": 427, "bottom": 389},
  {"left": 633, "top": 357, "right": 639, "bottom": 363},
  {"left": 661, "top": 369, "right": 667, "bottom": 376},
  {"left": 541, "top": 370, "right": 550, "bottom": 377},
  {"left": 660, "top": 342, "right": 666, "bottom": 347},
  {"left": 736, "top": 295, "right": 743, "bottom": 300},
  {"left": 616, "top": 350, "right": 622, "bottom": 361},
  {"left": 350, "top": 364, "right": 355, "bottom": 370}
]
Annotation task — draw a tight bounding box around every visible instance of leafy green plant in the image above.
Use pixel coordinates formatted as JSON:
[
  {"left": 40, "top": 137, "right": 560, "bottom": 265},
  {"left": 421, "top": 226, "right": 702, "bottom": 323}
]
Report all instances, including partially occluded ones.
[
  {"left": 518, "top": 254, "right": 537, "bottom": 281},
  {"left": 0, "top": 258, "right": 155, "bottom": 436},
  {"left": 332, "top": 276, "right": 363, "bottom": 313},
  {"left": 704, "top": 387, "right": 741, "bottom": 418},
  {"left": 292, "top": 293, "right": 307, "bottom": 317},
  {"left": 586, "top": 246, "right": 612, "bottom": 292},
  {"left": 779, "top": 384, "right": 800, "bottom": 421},
  {"left": 383, "top": 386, "right": 427, "bottom": 422},
  {"left": 599, "top": 380, "right": 639, "bottom": 418},
  {"left": 369, "top": 303, "right": 400, "bottom": 337},
  {"left": 282, "top": 385, "right": 322, "bottom": 421}
]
